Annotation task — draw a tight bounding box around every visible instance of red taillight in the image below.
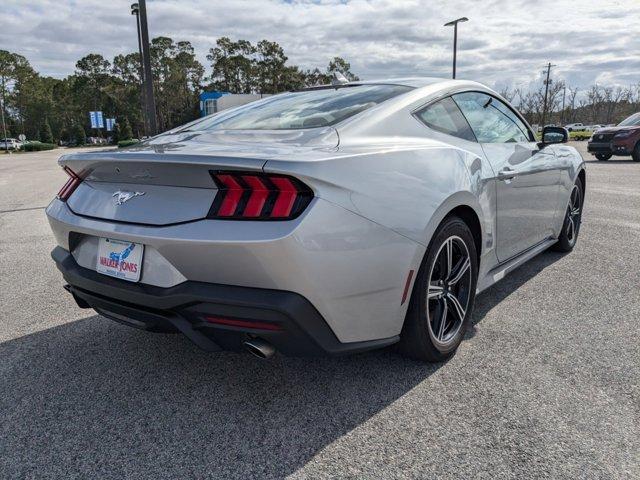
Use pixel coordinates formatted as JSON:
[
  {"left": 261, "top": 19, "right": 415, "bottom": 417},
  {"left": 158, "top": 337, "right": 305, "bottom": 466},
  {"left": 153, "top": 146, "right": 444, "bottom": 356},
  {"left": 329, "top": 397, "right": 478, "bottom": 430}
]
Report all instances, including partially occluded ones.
[
  {"left": 208, "top": 171, "right": 313, "bottom": 220},
  {"left": 57, "top": 166, "right": 82, "bottom": 201},
  {"left": 204, "top": 316, "right": 283, "bottom": 331}
]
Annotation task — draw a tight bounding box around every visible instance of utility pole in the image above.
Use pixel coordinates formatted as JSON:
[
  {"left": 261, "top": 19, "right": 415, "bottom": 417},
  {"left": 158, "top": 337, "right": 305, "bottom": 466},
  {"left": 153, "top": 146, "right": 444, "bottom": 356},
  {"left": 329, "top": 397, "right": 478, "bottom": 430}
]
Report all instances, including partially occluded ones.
[
  {"left": 444, "top": 17, "right": 469, "bottom": 79},
  {"left": 0, "top": 96, "right": 8, "bottom": 151},
  {"left": 0, "top": 77, "right": 8, "bottom": 148},
  {"left": 541, "top": 62, "right": 556, "bottom": 127},
  {"left": 560, "top": 84, "right": 566, "bottom": 125},
  {"left": 135, "top": 0, "right": 157, "bottom": 136},
  {"left": 131, "top": 3, "right": 148, "bottom": 136}
]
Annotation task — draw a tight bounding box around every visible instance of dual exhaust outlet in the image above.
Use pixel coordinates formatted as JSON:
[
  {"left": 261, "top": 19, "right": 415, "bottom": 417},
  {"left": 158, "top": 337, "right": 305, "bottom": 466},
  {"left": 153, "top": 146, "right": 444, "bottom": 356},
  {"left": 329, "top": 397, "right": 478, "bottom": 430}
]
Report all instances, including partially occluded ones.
[{"left": 243, "top": 337, "right": 276, "bottom": 359}]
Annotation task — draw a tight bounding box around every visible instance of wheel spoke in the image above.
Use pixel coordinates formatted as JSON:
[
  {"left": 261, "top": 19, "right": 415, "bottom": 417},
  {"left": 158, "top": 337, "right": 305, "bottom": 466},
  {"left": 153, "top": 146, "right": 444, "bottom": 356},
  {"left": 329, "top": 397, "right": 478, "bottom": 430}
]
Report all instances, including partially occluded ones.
[
  {"left": 446, "top": 292, "right": 466, "bottom": 322},
  {"left": 445, "top": 238, "right": 453, "bottom": 278},
  {"left": 567, "top": 216, "right": 575, "bottom": 239},
  {"left": 448, "top": 256, "right": 470, "bottom": 285},
  {"left": 428, "top": 284, "right": 444, "bottom": 300},
  {"left": 437, "top": 299, "right": 448, "bottom": 341}
]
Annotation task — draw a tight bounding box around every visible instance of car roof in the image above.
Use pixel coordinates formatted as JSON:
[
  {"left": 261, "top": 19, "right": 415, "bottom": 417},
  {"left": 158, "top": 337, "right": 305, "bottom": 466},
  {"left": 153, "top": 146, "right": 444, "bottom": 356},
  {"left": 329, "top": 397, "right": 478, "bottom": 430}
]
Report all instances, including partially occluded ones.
[
  {"left": 306, "top": 77, "right": 483, "bottom": 91},
  {"left": 351, "top": 77, "right": 451, "bottom": 88}
]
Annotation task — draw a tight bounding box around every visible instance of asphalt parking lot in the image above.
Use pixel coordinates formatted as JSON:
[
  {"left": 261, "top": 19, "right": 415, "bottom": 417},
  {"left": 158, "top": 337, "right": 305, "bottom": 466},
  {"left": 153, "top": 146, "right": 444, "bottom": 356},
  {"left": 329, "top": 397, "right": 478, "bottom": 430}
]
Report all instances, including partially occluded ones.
[{"left": 0, "top": 143, "right": 638, "bottom": 479}]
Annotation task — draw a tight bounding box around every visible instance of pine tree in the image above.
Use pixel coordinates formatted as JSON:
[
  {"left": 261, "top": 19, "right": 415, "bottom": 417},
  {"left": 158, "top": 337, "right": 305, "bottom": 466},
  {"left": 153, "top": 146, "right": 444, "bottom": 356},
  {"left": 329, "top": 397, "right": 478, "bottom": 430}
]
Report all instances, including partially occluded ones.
[
  {"left": 121, "top": 118, "right": 133, "bottom": 140},
  {"left": 112, "top": 122, "right": 121, "bottom": 143},
  {"left": 40, "top": 119, "right": 54, "bottom": 144},
  {"left": 73, "top": 124, "right": 86, "bottom": 145}
]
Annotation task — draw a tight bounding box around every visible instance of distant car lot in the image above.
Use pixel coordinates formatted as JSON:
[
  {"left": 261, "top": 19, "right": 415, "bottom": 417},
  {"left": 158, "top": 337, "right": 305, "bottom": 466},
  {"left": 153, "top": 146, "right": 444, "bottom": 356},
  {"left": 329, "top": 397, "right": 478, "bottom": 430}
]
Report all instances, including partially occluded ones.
[{"left": 0, "top": 143, "right": 637, "bottom": 479}]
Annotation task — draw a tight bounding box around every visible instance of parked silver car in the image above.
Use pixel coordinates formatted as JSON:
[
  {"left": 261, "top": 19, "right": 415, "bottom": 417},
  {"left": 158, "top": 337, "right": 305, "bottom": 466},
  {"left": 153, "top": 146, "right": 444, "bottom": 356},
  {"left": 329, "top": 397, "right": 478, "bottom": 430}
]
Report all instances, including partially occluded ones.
[{"left": 46, "top": 78, "right": 585, "bottom": 361}]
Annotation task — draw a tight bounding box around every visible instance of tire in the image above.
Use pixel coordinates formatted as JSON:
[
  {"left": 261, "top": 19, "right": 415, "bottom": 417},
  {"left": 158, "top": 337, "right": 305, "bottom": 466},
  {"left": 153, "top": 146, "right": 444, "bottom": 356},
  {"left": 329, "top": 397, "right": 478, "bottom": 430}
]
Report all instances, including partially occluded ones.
[
  {"left": 399, "top": 216, "right": 478, "bottom": 362},
  {"left": 632, "top": 143, "right": 640, "bottom": 162},
  {"left": 595, "top": 153, "right": 611, "bottom": 161},
  {"left": 552, "top": 177, "right": 584, "bottom": 252}
]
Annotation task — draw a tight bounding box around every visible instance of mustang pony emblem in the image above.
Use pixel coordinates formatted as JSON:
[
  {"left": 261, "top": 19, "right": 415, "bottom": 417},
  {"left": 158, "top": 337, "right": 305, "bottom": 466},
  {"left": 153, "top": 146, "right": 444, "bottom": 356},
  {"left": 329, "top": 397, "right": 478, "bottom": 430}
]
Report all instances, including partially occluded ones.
[
  {"left": 108, "top": 242, "right": 136, "bottom": 263},
  {"left": 112, "top": 190, "right": 145, "bottom": 205}
]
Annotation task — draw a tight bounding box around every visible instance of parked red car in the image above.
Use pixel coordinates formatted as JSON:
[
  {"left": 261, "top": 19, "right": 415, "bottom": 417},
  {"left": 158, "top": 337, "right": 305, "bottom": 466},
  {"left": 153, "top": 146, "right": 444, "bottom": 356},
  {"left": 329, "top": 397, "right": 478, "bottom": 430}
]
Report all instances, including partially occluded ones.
[{"left": 588, "top": 112, "right": 640, "bottom": 161}]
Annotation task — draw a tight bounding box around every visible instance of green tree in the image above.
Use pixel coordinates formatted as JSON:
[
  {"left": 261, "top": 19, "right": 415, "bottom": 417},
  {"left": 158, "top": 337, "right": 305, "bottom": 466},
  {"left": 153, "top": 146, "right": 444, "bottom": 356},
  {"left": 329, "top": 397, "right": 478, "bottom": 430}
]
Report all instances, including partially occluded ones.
[
  {"left": 0, "top": 50, "right": 37, "bottom": 138},
  {"left": 111, "top": 122, "right": 121, "bottom": 143},
  {"left": 40, "top": 118, "right": 54, "bottom": 143},
  {"left": 151, "top": 38, "right": 204, "bottom": 132},
  {"left": 327, "top": 57, "right": 359, "bottom": 81},
  {"left": 254, "top": 40, "right": 288, "bottom": 94},
  {"left": 0, "top": 41, "right": 364, "bottom": 140},
  {"left": 303, "top": 67, "right": 331, "bottom": 87},
  {"left": 207, "top": 37, "right": 256, "bottom": 93},
  {"left": 120, "top": 118, "right": 133, "bottom": 140},
  {"left": 72, "top": 124, "right": 86, "bottom": 145}
]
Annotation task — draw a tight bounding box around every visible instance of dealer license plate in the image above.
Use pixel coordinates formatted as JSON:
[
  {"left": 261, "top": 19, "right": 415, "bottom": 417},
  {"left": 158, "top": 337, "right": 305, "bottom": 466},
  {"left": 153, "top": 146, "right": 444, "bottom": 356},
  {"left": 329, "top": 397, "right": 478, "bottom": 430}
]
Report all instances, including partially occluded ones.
[{"left": 96, "top": 238, "right": 144, "bottom": 282}]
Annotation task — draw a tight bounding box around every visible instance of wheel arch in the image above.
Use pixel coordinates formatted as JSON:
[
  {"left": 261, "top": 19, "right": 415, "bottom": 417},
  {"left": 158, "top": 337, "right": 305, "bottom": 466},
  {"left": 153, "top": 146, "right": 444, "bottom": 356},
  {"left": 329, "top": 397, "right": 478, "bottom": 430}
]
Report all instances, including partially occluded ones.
[
  {"left": 444, "top": 205, "right": 482, "bottom": 265},
  {"left": 421, "top": 192, "right": 485, "bottom": 263},
  {"left": 577, "top": 168, "right": 586, "bottom": 198}
]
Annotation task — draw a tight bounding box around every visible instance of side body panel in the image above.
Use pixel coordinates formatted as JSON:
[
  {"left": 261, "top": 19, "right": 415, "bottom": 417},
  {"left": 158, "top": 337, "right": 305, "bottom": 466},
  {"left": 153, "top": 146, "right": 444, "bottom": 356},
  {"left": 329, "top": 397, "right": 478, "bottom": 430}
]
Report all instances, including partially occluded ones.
[{"left": 480, "top": 142, "right": 560, "bottom": 262}]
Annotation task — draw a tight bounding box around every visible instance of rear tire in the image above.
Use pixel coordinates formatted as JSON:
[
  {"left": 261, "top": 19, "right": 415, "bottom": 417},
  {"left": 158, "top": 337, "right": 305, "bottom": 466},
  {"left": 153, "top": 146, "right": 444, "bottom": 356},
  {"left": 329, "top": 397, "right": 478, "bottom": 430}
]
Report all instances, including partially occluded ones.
[
  {"left": 399, "top": 217, "right": 478, "bottom": 362},
  {"left": 632, "top": 143, "right": 640, "bottom": 162},
  {"left": 595, "top": 153, "right": 611, "bottom": 161},
  {"left": 552, "top": 177, "right": 584, "bottom": 252}
]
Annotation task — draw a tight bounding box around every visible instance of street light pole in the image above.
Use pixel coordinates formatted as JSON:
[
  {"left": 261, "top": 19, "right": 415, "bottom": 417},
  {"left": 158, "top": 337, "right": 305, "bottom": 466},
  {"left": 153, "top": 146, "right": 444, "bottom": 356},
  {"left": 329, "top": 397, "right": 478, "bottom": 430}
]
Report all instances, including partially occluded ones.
[
  {"left": 444, "top": 17, "right": 468, "bottom": 79},
  {"left": 133, "top": 0, "right": 157, "bottom": 136}
]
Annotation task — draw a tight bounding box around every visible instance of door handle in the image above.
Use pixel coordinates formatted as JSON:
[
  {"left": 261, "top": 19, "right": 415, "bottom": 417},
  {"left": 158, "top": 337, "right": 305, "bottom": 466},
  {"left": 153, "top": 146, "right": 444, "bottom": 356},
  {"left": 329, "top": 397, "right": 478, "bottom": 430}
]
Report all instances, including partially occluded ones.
[{"left": 497, "top": 168, "right": 517, "bottom": 181}]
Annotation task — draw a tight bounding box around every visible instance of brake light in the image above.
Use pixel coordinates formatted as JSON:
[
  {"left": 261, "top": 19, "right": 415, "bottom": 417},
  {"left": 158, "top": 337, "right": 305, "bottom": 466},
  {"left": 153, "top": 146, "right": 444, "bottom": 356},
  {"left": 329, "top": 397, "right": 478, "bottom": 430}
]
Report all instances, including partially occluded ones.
[
  {"left": 208, "top": 171, "right": 313, "bottom": 220},
  {"left": 57, "top": 167, "right": 82, "bottom": 201}
]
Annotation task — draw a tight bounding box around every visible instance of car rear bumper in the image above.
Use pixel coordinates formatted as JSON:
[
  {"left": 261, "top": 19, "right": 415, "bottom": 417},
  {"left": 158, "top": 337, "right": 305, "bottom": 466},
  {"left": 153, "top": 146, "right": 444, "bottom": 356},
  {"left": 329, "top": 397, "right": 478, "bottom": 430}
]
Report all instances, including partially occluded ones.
[
  {"left": 52, "top": 247, "right": 398, "bottom": 356},
  {"left": 46, "top": 198, "right": 421, "bottom": 343}
]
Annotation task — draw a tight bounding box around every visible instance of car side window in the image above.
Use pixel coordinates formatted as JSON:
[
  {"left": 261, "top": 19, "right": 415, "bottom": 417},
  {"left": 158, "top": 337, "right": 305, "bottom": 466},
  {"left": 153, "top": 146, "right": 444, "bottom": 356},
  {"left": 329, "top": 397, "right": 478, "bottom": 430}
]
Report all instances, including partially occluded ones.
[
  {"left": 452, "top": 92, "right": 532, "bottom": 143},
  {"left": 415, "top": 97, "right": 476, "bottom": 142}
]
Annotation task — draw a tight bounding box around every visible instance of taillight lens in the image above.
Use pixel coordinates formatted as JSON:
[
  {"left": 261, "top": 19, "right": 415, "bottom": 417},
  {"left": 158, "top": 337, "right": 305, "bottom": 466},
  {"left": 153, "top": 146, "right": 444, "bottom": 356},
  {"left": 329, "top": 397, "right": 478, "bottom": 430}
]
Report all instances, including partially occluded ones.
[
  {"left": 57, "top": 166, "right": 82, "bottom": 201},
  {"left": 208, "top": 171, "right": 313, "bottom": 220}
]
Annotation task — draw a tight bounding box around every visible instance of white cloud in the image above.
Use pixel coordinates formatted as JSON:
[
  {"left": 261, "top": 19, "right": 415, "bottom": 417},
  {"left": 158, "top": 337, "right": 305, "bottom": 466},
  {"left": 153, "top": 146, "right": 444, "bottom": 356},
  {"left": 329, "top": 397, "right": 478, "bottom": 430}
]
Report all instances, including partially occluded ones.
[{"left": 3, "top": 0, "right": 639, "bottom": 91}]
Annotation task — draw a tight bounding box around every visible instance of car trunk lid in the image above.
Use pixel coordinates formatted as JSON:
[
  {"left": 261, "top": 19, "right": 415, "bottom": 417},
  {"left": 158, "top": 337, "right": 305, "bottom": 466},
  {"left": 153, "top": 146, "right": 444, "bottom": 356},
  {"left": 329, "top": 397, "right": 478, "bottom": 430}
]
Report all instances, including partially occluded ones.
[{"left": 59, "top": 127, "right": 338, "bottom": 226}]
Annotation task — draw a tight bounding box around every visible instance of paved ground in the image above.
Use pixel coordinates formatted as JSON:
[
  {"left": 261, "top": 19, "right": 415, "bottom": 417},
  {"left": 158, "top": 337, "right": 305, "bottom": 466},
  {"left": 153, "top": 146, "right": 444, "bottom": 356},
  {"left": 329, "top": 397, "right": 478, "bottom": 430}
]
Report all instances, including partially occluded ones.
[{"left": 0, "top": 144, "right": 638, "bottom": 479}]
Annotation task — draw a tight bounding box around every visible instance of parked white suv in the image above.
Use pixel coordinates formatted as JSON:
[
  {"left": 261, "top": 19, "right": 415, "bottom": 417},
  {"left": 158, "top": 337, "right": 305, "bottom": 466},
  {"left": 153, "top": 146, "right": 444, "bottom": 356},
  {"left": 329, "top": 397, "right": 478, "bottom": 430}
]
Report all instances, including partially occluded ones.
[{"left": 0, "top": 138, "right": 22, "bottom": 150}]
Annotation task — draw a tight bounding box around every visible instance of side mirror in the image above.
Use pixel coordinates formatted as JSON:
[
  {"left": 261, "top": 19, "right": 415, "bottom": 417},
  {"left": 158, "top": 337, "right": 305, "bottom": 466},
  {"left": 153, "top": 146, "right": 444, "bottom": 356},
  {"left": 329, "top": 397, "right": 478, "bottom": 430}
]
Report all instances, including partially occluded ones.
[{"left": 541, "top": 126, "right": 569, "bottom": 146}]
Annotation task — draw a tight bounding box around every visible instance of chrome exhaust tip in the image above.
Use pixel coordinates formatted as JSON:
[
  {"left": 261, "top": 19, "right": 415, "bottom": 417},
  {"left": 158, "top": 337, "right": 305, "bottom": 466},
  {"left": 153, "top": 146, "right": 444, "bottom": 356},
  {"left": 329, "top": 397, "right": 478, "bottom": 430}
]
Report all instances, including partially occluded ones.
[{"left": 243, "top": 338, "right": 276, "bottom": 359}]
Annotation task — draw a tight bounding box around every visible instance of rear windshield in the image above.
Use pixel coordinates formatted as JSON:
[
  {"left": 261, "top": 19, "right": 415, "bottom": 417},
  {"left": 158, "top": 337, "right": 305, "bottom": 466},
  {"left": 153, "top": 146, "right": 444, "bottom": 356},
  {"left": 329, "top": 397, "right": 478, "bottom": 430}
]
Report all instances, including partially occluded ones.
[
  {"left": 619, "top": 113, "right": 640, "bottom": 127},
  {"left": 190, "top": 84, "right": 413, "bottom": 131}
]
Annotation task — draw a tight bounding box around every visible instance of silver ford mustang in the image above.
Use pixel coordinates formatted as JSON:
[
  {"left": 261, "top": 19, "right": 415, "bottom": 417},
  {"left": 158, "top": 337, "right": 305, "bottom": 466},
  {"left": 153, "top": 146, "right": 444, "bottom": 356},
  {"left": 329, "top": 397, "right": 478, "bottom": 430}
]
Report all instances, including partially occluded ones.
[{"left": 47, "top": 78, "right": 585, "bottom": 362}]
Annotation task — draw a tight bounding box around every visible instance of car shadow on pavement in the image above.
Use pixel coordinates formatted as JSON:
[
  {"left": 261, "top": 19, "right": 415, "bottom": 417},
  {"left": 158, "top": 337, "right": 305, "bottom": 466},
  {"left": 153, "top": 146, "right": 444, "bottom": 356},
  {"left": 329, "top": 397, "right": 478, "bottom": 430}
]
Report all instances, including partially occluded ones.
[
  {"left": 1, "top": 312, "right": 440, "bottom": 479},
  {"left": 467, "top": 250, "right": 567, "bottom": 337},
  {"left": 1, "top": 252, "right": 567, "bottom": 479}
]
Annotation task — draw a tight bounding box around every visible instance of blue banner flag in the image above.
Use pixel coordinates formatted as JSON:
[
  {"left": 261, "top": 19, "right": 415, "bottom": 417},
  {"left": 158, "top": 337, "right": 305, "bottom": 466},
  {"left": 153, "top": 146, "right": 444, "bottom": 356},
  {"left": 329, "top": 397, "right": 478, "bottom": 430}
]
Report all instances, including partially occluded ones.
[{"left": 89, "top": 111, "right": 104, "bottom": 129}]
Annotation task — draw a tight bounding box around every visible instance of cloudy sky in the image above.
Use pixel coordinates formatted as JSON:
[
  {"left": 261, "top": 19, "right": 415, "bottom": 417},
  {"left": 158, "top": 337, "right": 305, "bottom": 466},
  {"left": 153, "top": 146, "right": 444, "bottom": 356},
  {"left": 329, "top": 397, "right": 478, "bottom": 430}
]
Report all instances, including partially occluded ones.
[{"left": 2, "top": 0, "right": 639, "bottom": 92}]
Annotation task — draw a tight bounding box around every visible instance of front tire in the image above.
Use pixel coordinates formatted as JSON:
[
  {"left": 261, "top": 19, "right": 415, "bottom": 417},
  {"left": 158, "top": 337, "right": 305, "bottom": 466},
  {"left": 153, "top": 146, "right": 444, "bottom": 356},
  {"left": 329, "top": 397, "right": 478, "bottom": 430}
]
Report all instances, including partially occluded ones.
[
  {"left": 595, "top": 153, "right": 611, "bottom": 161},
  {"left": 632, "top": 143, "right": 640, "bottom": 162},
  {"left": 552, "top": 178, "right": 584, "bottom": 252},
  {"left": 399, "top": 217, "right": 478, "bottom": 362}
]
